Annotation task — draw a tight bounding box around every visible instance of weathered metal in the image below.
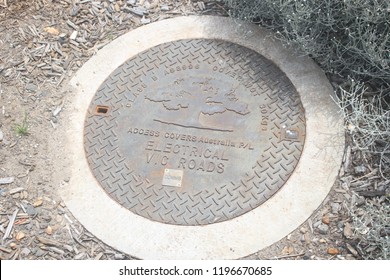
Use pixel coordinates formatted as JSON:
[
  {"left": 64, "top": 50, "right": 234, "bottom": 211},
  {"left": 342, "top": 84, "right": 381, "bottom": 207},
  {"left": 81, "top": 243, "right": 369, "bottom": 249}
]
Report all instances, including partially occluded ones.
[{"left": 84, "top": 39, "right": 306, "bottom": 225}]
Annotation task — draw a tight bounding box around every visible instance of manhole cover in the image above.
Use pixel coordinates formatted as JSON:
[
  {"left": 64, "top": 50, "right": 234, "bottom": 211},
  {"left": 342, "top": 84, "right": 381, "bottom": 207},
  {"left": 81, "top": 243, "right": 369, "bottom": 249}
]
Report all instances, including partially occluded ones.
[
  {"left": 84, "top": 39, "right": 306, "bottom": 225},
  {"left": 65, "top": 16, "right": 344, "bottom": 259}
]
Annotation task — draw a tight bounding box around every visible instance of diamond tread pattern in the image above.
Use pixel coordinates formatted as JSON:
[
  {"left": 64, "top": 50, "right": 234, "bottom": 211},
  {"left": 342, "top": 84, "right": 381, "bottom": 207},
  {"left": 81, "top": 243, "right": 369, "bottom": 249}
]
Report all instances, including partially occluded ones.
[{"left": 84, "top": 39, "right": 305, "bottom": 225}]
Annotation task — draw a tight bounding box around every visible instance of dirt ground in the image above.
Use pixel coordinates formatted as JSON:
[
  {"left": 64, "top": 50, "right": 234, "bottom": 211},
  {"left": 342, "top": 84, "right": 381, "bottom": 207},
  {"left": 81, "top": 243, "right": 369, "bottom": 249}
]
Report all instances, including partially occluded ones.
[{"left": 0, "top": 0, "right": 374, "bottom": 260}]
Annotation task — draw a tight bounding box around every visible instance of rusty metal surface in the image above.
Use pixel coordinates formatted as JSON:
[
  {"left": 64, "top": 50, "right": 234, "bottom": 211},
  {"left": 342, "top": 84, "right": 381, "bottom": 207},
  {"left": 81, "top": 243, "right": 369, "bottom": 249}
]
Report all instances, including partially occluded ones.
[{"left": 84, "top": 39, "right": 306, "bottom": 226}]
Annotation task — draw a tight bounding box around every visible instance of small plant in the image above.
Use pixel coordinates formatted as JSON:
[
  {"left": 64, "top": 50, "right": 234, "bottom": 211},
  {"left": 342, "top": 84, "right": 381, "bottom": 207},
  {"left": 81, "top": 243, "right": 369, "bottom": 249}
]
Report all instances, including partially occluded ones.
[{"left": 15, "top": 113, "right": 29, "bottom": 136}]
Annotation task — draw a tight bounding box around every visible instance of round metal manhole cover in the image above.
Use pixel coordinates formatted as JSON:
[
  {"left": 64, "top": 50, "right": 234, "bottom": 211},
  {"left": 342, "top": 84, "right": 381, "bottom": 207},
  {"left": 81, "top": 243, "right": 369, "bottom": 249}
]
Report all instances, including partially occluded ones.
[{"left": 84, "top": 39, "right": 306, "bottom": 226}]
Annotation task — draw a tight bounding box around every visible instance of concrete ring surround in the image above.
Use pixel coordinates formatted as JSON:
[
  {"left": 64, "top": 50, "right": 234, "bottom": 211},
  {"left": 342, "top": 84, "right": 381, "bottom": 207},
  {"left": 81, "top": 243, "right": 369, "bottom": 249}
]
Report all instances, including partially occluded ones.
[{"left": 62, "top": 16, "right": 345, "bottom": 259}]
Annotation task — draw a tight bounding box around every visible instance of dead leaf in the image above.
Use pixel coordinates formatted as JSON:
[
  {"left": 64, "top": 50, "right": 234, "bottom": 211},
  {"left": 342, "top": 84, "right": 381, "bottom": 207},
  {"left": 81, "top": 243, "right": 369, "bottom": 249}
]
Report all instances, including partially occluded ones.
[
  {"left": 15, "top": 231, "right": 25, "bottom": 241},
  {"left": 45, "top": 226, "right": 53, "bottom": 235},
  {"left": 281, "top": 246, "right": 294, "bottom": 255},
  {"left": 322, "top": 215, "right": 330, "bottom": 224},
  {"left": 327, "top": 248, "right": 339, "bottom": 255},
  {"left": 33, "top": 199, "right": 43, "bottom": 207},
  {"left": 343, "top": 222, "right": 354, "bottom": 239},
  {"left": 44, "top": 27, "right": 60, "bottom": 36}
]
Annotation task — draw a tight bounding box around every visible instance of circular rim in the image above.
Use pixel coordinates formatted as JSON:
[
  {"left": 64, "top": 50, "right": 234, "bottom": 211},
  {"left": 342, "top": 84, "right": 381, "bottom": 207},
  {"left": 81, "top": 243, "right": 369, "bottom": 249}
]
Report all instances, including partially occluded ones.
[
  {"left": 61, "top": 16, "right": 344, "bottom": 259},
  {"left": 83, "top": 38, "right": 307, "bottom": 226}
]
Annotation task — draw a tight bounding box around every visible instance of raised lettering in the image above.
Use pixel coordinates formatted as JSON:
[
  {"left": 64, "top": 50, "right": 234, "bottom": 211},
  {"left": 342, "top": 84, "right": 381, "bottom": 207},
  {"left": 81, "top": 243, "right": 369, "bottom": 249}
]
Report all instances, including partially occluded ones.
[
  {"left": 173, "top": 145, "right": 180, "bottom": 154},
  {"left": 207, "top": 162, "right": 215, "bottom": 172},
  {"left": 146, "top": 153, "right": 154, "bottom": 163},
  {"left": 145, "top": 140, "right": 154, "bottom": 151},
  {"left": 217, "top": 163, "right": 225, "bottom": 173},
  {"left": 221, "top": 150, "right": 229, "bottom": 161},
  {"left": 189, "top": 147, "right": 198, "bottom": 157},
  {"left": 163, "top": 143, "right": 173, "bottom": 153},
  {"left": 178, "top": 158, "right": 186, "bottom": 169},
  {"left": 161, "top": 156, "right": 168, "bottom": 165},
  {"left": 212, "top": 150, "right": 221, "bottom": 160},
  {"left": 204, "top": 149, "right": 212, "bottom": 158},
  {"left": 197, "top": 160, "right": 205, "bottom": 171}
]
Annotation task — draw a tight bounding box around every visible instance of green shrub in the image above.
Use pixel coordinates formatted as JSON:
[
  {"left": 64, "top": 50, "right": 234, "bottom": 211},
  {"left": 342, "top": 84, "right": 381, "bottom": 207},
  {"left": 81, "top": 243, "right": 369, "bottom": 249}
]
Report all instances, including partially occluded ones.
[
  {"left": 223, "top": 0, "right": 390, "bottom": 87},
  {"left": 222, "top": 0, "right": 390, "bottom": 260}
]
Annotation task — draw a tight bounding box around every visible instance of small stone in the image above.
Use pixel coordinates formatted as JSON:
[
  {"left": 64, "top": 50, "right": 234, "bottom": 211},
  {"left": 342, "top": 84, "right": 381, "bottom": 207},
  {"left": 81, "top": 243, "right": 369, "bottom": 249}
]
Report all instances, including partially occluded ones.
[
  {"left": 141, "top": 16, "right": 151, "bottom": 24},
  {"left": 56, "top": 215, "right": 63, "bottom": 223},
  {"left": 26, "top": 204, "right": 37, "bottom": 216},
  {"left": 322, "top": 215, "right": 330, "bottom": 224},
  {"left": 327, "top": 248, "right": 339, "bottom": 255},
  {"left": 39, "top": 222, "right": 48, "bottom": 229},
  {"left": 114, "top": 3, "right": 120, "bottom": 12},
  {"left": 354, "top": 165, "right": 366, "bottom": 174},
  {"left": 70, "top": 30, "right": 78, "bottom": 40},
  {"left": 45, "top": 226, "right": 53, "bottom": 235},
  {"left": 313, "top": 220, "right": 321, "bottom": 228},
  {"left": 343, "top": 222, "right": 354, "bottom": 239},
  {"left": 160, "top": 4, "right": 169, "bottom": 11},
  {"left": 330, "top": 202, "right": 341, "bottom": 214},
  {"left": 21, "top": 248, "right": 31, "bottom": 256},
  {"left": 40, "top": 214, "right": 52, "bottom": 223},
  {"left": 58, "top": 33, "right": 67, "bottom": 44},
  {"left": 318, "top": 224, "right": 329, "bottom": 235},
  {"left": 15, "top": 231, "right": 25, "bottom": 241},
  {"left": 10, "top": 242, "right": 17, "bottom": 250},
  {"left": 337, "top": 221, "right": 344, "bottom": 231},
  {"left": 34, "top": 248, "right": 45, "bottom": 257},
  {"left": 25, "top": 83, "right": 38, "bottom": 92},
  {"left": 0, "top": 129, "right": 3, "bottom": 142},
  {"left": 114, "top": 253, "right": 124, "bottom": 260},
  {"left": 299, "top": 227, "right": 308, "bottom": 234}
]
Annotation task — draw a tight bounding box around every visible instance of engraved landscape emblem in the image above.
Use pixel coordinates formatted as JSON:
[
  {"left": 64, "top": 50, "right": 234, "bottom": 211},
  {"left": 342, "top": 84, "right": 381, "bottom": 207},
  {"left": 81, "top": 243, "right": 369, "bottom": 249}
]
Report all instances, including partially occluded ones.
[
  {"left": 84, "top": 39, "right": 306, "bottom": 225},
  {"left": 145, "top": 77, "right": 250, "bottom": 133}
]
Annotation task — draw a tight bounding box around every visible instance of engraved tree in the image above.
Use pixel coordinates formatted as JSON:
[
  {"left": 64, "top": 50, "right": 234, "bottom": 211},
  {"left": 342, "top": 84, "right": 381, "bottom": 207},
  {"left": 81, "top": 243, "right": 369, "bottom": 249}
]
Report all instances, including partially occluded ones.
[{"left": 145, "top": 78, "right": 250, "bottom": 131}]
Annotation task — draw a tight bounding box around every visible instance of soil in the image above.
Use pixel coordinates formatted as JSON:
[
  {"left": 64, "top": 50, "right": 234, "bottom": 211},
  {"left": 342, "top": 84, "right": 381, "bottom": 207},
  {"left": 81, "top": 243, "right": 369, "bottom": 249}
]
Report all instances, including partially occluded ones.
[{"left": 0, "top": 0, "right": 381, "bottom": 260}]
